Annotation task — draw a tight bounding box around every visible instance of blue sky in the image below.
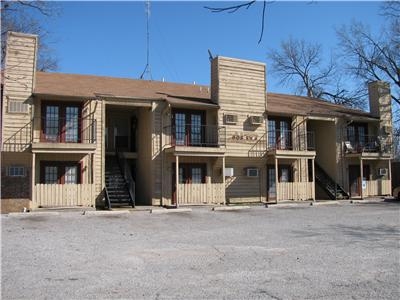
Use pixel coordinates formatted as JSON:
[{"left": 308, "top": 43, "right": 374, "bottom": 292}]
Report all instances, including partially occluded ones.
[{"left": 40, "top": 1, "right": 384, "bottom": 94}]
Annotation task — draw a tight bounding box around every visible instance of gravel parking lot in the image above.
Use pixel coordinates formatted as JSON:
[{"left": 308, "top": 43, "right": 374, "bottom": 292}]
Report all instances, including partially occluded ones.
[{"left": 2, "top": 202, "right": 400, "bottom": 299}]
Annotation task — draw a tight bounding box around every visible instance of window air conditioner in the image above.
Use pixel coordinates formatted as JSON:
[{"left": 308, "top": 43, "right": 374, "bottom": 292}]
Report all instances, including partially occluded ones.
[
  {"left": 224, "top": 167, "right": 234, "bottom": 177},
  {"left": 250, "top": 115, "right": 263, "bottom": 125},
  {"left": 378, "top": 168, "right": 387, "bottom": 176},
  {"left": 225, "top": 114, "right": 238, "bottom": 124},
  {"left": 246, "top": 168, "right": 259, "bottom": 177}
]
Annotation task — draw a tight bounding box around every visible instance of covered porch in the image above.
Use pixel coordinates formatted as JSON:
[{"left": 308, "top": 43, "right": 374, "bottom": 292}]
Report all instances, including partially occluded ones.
[
  {"left": 164, "top": 147, "right": 226, "bottom": 207},
  {"left": 267, "top": 151, "right": 316, "bottom": 203}
]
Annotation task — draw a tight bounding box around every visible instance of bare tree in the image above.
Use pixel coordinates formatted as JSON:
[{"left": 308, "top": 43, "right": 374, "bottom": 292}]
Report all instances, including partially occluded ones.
[
  {"left": 1, "top": 0, "right": 60, "bottom": 71},
  {"left": 336, "top": 3, "right": 399, "bottom": 106},
  {"left": 268, "top": 37, "right": 365, "bottom": 108}
]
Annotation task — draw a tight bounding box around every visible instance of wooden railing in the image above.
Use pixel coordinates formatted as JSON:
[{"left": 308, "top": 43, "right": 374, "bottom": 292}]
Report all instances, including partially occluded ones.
[
  {"left": 34, "top": 184, "right": 95, "bottom": 207},
  {"left": 364, "top": 179, "right": 391, "bottom": 196},
  {"left": 177, "top": 182, "right": 225, "bottom": 205},
  {"left": 277, "top": 182, "right": 314, "bottom": 201}
]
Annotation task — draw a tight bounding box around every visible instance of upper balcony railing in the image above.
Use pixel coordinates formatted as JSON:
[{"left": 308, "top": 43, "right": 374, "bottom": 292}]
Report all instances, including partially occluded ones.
[
  {"left": 164, "top": 124, "right": 226, "bottom": 147},
  {"left": 267, "top": 130, "right": 315, "bottom": 151},
  {"left": 344, "top": 134, "right": 392, "bottom": 154},
  {"left": 34, "top": 116, "right": 96, "bottom": 144}
]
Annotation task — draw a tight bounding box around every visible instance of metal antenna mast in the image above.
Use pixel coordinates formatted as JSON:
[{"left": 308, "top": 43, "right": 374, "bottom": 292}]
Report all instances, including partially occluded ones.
[{"left": 140, "top": 0, "right": 152, "bottom": 80}]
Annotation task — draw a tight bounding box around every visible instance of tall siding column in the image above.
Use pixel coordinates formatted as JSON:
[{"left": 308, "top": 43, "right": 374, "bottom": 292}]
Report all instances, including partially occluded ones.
[{"left": 175, "top": 155, "right": 179, "bottom": 207}]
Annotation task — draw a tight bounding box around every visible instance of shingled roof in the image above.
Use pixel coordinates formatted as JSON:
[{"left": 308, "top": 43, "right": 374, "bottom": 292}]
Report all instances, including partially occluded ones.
[
  {"left": 267, "top": 93, "right": 376, "bottom": 119},
  {"left": 34, "top": 71, "right": 377, "bottom": 120},
  {"left": 34, "top": 71, "right": 211, "bottom": 101}
]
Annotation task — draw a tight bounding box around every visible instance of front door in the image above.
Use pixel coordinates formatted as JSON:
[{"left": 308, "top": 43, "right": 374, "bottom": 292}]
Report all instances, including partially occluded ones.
[
  {"left": 349, "top": 165, "right": 360, "bottom": 197},
  {"left": 349, "top": 165, "right": 370, "bottom": 197}
]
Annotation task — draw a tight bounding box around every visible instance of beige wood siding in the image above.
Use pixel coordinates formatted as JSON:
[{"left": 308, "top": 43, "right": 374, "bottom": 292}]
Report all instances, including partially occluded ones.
[
  {"left": 225, "top": 157, "right": 265, "bottom": 202},
  {"left": 177, "top": 182, "right": 225, "bottom": 205},
  {"left": 211, "top": 57, "right": 267, "bottom": 156},
  {"left": 2, "top": 32, "right": 37, "bottom": 149},
  {"left": 365, "top": 179, "right": 391, "bottom": 196},
  {"left": 278, "top": 182, "right": 313, "bottom": 201},
  {"left": 33, "top": 184, "right": 95, "bottom": 207},
  {"left": 136, "top": 107, "right": 153, "bottom": 204}
]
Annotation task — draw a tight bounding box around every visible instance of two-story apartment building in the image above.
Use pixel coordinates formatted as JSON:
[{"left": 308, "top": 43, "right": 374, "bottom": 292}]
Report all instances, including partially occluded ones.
[{"left": 1, "top": 32, "right": 393, "bottom": 212}]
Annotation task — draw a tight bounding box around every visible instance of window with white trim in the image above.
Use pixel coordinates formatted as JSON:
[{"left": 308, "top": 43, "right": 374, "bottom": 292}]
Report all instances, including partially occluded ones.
[
  {"left": 8, "top": 166, "right": 26, "bottom": 177},
  {"left": 8, "top": 100, "right": 29, "bottom": 113}
]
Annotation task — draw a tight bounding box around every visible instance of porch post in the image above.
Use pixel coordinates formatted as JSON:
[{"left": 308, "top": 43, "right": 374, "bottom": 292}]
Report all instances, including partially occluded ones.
[
  {"left": 222, "top": 156, "right": 226, "bottom": 205},
  {"left": 31, "top": 153, "right": 36, "bottom": 206},
  {"left": 175, "top": 155, "right": 179, "bottom": 207},
  {"left": 360, "top": 158, "right": 364, "bottom": 199},
  {"left": 312, "top": 158, "right": 316, "bottom": 201},
  {"left": 275, "top": 157, "right": 279, "bottom": 203}
]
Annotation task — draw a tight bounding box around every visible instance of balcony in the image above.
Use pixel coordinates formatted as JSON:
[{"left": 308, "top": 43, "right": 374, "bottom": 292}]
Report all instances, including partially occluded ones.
[
  {"left": 344, "top": 134, "right": 392, "bottom": 157},
  {"left": 31, "top": 116, "right": 97, "bottom": 153},
  {"left": 163, "top": 124, "right": 226, "bottom": 156},
  {"left": 267, "top": 130, "right": 315, "bottom": 151}
]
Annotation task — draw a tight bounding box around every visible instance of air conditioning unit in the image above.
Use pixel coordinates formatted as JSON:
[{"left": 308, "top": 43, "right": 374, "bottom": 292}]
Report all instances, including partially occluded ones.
[
  {"left": 246, "top": 168, "right": 259, "bottom": 177},
  {"left": 250, "top": 115, "right": 263, "bottom": 125},
  {"left": 225, "top": 114, "right": 238, "bottom": 124},
  {"left": 378, "top": 168, "right": 387, "bottom": 176},
  {"left": 224, "top": 167, "right": 234, "bottom": 177}
]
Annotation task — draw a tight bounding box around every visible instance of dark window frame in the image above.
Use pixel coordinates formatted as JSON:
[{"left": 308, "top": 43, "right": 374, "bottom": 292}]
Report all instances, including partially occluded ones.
[
  {"left": 41, "top": 101, "right": 83, "bottom": 143},
  {"left": 172, "top": 109, "right": 206, "bottom": 146},
  {"left": 40, "top": 161, "right": 82, "bottom": 184}
]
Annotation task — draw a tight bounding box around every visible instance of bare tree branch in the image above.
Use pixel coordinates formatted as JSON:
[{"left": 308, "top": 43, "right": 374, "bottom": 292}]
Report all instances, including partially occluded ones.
[
  {"left": 1, "top": 0, "right": 60, "bottom": 71},
  {"left": 204, "top": 1, "right": 268, "bottom": 44}
]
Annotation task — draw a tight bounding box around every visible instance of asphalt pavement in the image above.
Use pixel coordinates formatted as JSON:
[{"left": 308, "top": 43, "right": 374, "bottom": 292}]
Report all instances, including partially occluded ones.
[{"left": 2, "top": 202, "right": 399, "bottom": 299}]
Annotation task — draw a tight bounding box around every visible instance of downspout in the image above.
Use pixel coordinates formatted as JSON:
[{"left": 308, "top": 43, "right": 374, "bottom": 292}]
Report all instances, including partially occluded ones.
[{"left": 160, "top": 102, "right": 171, "bottom": 206}]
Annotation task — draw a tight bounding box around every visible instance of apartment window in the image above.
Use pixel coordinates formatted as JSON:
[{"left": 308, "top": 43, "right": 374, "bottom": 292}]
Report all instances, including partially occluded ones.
[
  {"left": 173, "top": 163, "right": 206, "bottom": 184},
  {"left": 8, "top": 166, "right": 26, "bottom": 177},
  {"left": 347, "top": 123, "right": 368, "bottom": 148},
  {"left": 172, "top": 109, "right": 205, "bottom": 146},
  {"left": 41, "top": 162, "right": 81, "bottom": 184},
  {"left": 268, "top": 117, "right": 292, "bottom": 150},
  {"left": 41, "top": 102, "right": 82, "bottom": 143}
]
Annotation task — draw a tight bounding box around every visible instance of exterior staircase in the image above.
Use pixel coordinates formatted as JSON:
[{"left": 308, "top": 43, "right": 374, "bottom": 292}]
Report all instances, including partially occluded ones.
[
  {"left": 105, "top": 155, "right": 134, "bottom": 208},
  {"left": 315, "top": 163, "right": 349, "bottom": 200}
]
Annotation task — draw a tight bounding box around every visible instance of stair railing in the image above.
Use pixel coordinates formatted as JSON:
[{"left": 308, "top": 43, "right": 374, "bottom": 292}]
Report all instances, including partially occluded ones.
[
  {"left": 248, "top": 133, "right": 267, "bottom": 157},
  {"left": 104, "top": 186, "right": 111, "bottom": 210},
  {"left": 2, "top": 119, "right": 32, "bottom": 152},
  {"left": 116, "top": 150, "right": 135, "bottom": 207}
]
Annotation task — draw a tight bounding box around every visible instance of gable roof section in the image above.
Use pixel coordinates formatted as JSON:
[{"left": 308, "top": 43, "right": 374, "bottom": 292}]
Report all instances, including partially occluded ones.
[
  {"left": 34, "top": 71, "right": 214, "bottom": 105},
  {"left": 267, "top": 93, "right": 377, "bottom": 120}
]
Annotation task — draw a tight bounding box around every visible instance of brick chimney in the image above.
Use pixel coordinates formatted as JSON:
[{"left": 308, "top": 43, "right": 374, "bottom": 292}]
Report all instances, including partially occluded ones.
[{"left": 368, "top": 81, "right": 393, "bottom": 149}]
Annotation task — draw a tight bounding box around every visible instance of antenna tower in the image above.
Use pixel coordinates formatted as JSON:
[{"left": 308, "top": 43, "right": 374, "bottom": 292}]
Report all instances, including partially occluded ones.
[{"left": 140, "top": 0, "right": 152, "bottom": 79}]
